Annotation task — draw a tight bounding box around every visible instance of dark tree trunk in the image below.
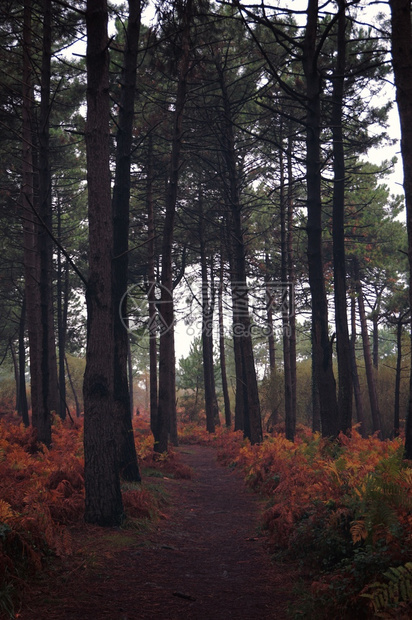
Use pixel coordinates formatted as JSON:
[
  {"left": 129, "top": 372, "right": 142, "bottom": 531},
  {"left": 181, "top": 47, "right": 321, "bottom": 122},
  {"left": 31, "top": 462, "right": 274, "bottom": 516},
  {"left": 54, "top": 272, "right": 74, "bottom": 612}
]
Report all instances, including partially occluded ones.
[
  {"left": 265, "top": 252, "right": 278, "bottom": 431},
  {"left": 219, "top": 249, "right": 231, "bottom": 427},
  {"left": 83, "top": 0, "right": 123, "bottom": 526},
  {"left": 38, "top": 0, "right": 59, "bottom": 420},
  {"left": 389, "top": 0, "right": 412, "bottom": 457},
  {"left": 146, "top": 134, "right": 158, "bottom": 437},
  {"left": 217, "top": 57, "right": 262, "bottom": 445},
  {"left": 22, "top": 0, "right": 51, "bottom": 446},
  {"left": 394, "top": 318, "right": 403, "bottom": 437},
  {"left": 111, "top": 0, "right": 141, "bottom": 482},
  {"left": 155, "top": 0, "right": 192, "bottom": 453},
  {"left": 350, "top": 292, "right": 366, "bottom": 436},
  {"left": 286, "top": 135, "right": 297, "bottom": 436},
  {"left": 303, "top": 0, "right": 339, "bottom": 438},
  {"left": 371, "top": 311, "right": 379, "bottom": 371},
  {"left": 331, "top": 0, "right": 352, "bottom": 434},
  {"left": 353, "top": 257, "right": 382, "bottom": 435}
]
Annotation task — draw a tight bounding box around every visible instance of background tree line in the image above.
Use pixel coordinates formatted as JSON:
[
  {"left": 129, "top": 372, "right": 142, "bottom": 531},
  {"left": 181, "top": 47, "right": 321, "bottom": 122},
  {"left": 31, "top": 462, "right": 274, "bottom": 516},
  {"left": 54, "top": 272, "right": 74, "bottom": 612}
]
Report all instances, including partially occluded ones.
[{"left": 0, "top": 0, "right": 412, "bottom": 525}]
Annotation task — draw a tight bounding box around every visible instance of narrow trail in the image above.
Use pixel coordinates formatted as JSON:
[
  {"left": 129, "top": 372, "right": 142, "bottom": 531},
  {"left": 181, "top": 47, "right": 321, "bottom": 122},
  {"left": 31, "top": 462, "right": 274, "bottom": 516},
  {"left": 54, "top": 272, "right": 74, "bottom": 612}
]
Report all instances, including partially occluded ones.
[{"left": 19, "top": 446, "right": 301, "bottom": 619}]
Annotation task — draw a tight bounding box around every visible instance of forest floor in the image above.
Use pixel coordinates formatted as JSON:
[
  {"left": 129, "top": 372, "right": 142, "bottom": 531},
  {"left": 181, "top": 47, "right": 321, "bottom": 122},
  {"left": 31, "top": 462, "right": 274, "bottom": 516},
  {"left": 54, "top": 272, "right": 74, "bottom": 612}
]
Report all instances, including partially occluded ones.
[{"left": 16, "top": 445, "right": 305, "bottom": 620}]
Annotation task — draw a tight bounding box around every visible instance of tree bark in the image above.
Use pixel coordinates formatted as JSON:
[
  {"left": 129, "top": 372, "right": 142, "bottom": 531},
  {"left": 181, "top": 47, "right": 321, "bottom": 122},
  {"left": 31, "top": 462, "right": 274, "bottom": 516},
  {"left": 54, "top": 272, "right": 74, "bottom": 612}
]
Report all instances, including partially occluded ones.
[
  {"left": 389, "top": 0, "right": 412, "bottom": 457},
  {"left": 38, "top": 0, "right": 59, "bottom": 419},
  {"left": 286, "top": 134, "right": 297, "bottom": 437},
  {"left": 83, "top": 0, "right": 123, "bottom": 526},
  {"left": 155, "top": 0, "right": 193, "bottom": 453},
  {"left": 21, "top": 0, "right": 52, "bottom": 446},
  {"left": 56, "top": 200, "right": 67, "bottom": 420},
  {"left": 394, "top": 318, "right": 403, "bottom": 437},
  {"left": 303, "top": 0, "right": 339, "bottom": 438},
  {"left": 199, "top": 191, "right": 219, "bottom": 433},
  {"left": 350, "top": 291, "right": 366, "bottom": 436},
  {"left": 353, "top": 257, "right": 382, "bottom": 435},
  {"left": 111, "top": 0, "right": 141, "bottom": 481},
  {"left": 331, "top": 0, "right": 352, "bottom": 434},
  {"left": 146, "top": 133, "right": 158, "bottom": 437},
  {"left": 216, "top": 57, "right": 262, "bottom": 445}
]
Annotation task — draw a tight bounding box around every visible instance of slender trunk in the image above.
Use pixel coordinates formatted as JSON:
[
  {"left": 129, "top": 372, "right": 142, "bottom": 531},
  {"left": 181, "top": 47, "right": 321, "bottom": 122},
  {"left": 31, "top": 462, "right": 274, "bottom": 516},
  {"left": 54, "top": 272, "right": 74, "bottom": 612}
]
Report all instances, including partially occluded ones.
[
  {"left": 372, "top": 313, "right": 379, "bottom": 370},
  {"left": 303, "top": 0, "right": 339, "bottom": 437},
  {"left": 199, "top": 192, "right": 218, "bottom": 433},
  {"left": 146, "top": 133, "right": 158, "bottom": 436},
  {"left": 389, "top": 0, "right": 412, "bottom": 457},
  {"left": 83, "top": 0, "right": 123, "bottom": 526},
  {"left": 111, "top": 0, "right": 141, "bottom": 481},
  {"left": 217, "top": 57, "right": 262, "bottom": 444},
  {"left": 353, "top": 258, "right": 382, "bottom": 435},
  {"left": 394, "top": 318, "right": 403, "bottom": 437},
  {"left": 22, "top": 0, "right": 51, "bottom": 446},
  {"left": 265, "top": 252, "right": 278, "bottom": 430},
  {"left": 280, "top": 145, "right": 294, "bottom": 441},
  {"left": 155, "top": 0, "right": 192, "bottom": 453},
  {"left": 332, "top": 0, "right": 352, "bottom": 434},
  {"left": 286, "top": 134, "right": 297, "bottom": 435},
  {"left": 311, "top": 330, "right": 321, "bottom": 432},
  {"left": 38, "top": 0, "right": 59, "bottom": 418},
  {"left": 57, "top": 200, "right": 66, "bottom": 420},
  {"left": 350, "top": 291, "right": 366, "bottom": 436}
]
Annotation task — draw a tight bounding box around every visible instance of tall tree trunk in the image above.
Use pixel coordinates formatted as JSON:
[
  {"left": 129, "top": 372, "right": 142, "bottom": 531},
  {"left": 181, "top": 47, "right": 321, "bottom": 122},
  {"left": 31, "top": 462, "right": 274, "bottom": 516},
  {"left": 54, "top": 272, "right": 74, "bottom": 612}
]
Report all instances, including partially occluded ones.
[
  {"left": 265, "top": 251, "right": 278, "bottom": 431},
  {"left": 21, "top": 0, "right": 51, "bottom": 446},
  {"left": 303, "top": 0, "right": 339, "bottom": 438},
  {"left": 56, "top": 200, "right": 67, "bottom": 420},
  {"left": 111, "top": 0, "right": 141, "bottom": 481},
  {"left": 216, "top": 57, "right": 262, "bottom": 445},
  {"left": 353, "top": 257, "right": 382, "bottom": 435},
  {"left": 394, "top": 317, "right": 403, "bottom": 437},
  {"left": 389, "top": 0, "right": 412, "bottom": 457},
  {"left": 332, "top": 0, "right": 352, "bottom": 434},
  {"left": 286, "top": 133, "right": 297, "bottom": 436},
  {"left": 280, "top": 143, "right": 294, "bottom": 441},
  {"left": 311, "top": 337, "right": 321, "bottom": 433},
  {"left": 199, "top": 192, "right": 219, "bottom": 433},
  {"left": 155, "top": 0, "right": 192, "bottom": 453},
  {"left": 218, "top": 248, "right": 231, "bottom": 427},
  {"left": 146, "top": 133, "right": 158, "bottom": 437},
  {"left": 38, "top": 0, "right": 59, "bottom": 420},
  {"left": 83, "top": 0, "right": 123, "bottom": 526},
  {"left": 350, "top": 291, "right": 366, "bottom": 436}
]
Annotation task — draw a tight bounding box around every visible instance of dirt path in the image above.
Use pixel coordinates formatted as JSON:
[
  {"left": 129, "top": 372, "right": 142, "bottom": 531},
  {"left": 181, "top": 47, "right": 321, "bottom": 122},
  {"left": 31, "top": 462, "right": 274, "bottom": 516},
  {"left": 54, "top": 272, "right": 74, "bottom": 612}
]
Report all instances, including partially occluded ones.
[{"left": 19, "top": 446, "right": 300, "bottom": 619}]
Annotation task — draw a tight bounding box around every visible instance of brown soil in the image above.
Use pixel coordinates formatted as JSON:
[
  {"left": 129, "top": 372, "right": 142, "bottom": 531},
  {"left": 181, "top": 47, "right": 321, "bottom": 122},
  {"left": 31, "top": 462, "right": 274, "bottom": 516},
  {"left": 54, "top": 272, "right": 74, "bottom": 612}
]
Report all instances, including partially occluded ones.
[{"left": 17, "top": 445, "right": 302, "bottom": 620}]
